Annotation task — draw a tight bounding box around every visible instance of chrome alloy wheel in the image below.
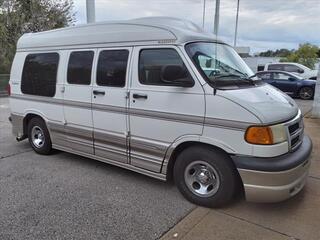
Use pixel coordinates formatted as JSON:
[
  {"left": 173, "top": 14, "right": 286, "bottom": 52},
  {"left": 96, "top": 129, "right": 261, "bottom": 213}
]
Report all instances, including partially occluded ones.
[
  {"left": 31, "top": 126, "right": 45, "bottom": 148},
  {"left": 299, "top": 87, "right": 313, "bottom": 100},
  {"left": 184, "top": 161, "right": 220, "bottom": 197}
]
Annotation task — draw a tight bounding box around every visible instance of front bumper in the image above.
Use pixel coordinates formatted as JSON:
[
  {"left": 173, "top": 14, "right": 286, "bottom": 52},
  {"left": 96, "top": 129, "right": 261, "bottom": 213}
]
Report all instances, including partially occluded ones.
[{"left": 232, "top": 135, "right": 312, "bottom": 203}]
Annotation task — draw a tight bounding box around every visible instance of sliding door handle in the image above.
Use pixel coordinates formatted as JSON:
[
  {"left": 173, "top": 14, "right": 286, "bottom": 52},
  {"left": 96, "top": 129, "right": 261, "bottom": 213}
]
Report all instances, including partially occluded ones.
[
  {"left": 93, "top": 90, "right": 105, "bottom": 96},
  {"left": 132, "top": 93, "right": 148, "bottom": 99}
]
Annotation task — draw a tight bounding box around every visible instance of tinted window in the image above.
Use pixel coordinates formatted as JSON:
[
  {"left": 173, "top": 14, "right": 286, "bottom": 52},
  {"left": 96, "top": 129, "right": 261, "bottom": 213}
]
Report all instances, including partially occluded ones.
[
  {"left": 67, "top": 51, "right": 94, "bottom": 85},
  {"left": 97, "top": 50, "right": 129, "bottom": 87},
  {"left": 256, "top": 73, "right": 271, "bottom": 80},
  {"left": 268, "top": 64, "right": 283, "bottom": 71},
  {"left": 257, "top": 65, "right": 265, "bottom": 72},
  {"left": 139, "top": 49, "right": 193, "bottom": 86},
  {"left": 21, "top": 53, "right": 59, "bottom": 97},
  {"left": 284, "top": 65, "right": 301, "bottom": 73},
  {"left": 273, "top": 73, "right": 292, "bottom": 81}
]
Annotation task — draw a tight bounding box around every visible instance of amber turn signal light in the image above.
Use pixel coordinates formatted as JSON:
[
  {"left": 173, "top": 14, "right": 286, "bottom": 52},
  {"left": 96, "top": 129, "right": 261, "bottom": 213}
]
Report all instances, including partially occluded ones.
[{"left": 245, "top": 126, "right": 274, "bottom": 145}]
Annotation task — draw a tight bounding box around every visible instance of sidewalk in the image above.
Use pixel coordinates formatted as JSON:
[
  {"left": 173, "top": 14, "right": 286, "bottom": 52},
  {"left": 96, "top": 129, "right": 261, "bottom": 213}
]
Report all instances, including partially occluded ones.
[{"left": 161, "top": 117, "right": 320, "bottom": 240}]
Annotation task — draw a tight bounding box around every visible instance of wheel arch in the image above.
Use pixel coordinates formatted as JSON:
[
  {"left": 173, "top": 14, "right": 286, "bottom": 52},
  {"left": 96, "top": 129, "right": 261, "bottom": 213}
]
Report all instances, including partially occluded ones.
[
  {"left": 162, "top": 136, "right": 238, "bottom": 181},
  {"left": 23, "top": 111, "right": 48, "bottom": 136}
]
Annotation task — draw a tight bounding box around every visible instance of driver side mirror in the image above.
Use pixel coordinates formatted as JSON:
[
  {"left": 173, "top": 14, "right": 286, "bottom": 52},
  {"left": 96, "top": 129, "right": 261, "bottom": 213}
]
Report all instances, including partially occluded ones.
[
  {"left": 288, "top": 77, "right": 296, "bottom": 81},
  {"left": 161, "top": 65, "right": 194, "bottom": 87},
  {"left": 297, "top": 69, "right": 304, "bottom": 74}
]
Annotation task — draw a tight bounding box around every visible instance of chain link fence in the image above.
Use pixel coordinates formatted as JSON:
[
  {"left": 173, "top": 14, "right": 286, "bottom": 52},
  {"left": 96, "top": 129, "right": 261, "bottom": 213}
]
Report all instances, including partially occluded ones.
[{"left": 0, "top": 74, "right": 10, "bottom": 96}]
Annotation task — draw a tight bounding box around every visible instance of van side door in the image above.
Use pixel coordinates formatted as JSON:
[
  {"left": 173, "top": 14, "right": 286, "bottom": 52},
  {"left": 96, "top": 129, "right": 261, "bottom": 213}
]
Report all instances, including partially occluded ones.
[
  {"left": 128, "top": 46, "right": 205, "bottom": 173},
  {"left": 92, "top": 47, "right": 132, "bottom": 163},
  {"left": 63, "top": 49, "right": 95, "bottom": 154}
]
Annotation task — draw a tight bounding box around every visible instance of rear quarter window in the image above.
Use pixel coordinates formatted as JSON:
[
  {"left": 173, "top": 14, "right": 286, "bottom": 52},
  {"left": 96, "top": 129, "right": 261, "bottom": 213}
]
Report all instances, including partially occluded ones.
[{"left": 21, "top": 53, "right": 59, "bottom": 97}]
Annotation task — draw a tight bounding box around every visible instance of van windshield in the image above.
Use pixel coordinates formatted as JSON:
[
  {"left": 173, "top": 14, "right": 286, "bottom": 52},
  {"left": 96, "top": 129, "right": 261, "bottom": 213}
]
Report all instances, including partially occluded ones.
[{"left": 185, "top": 42, "right": 258, "bottom": 88}]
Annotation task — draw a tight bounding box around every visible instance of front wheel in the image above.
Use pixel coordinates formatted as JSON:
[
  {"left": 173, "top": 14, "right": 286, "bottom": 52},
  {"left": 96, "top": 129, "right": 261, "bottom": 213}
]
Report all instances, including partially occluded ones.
[
  {"left": 174, "top": 146, "right": 239, "bottom": 208},
  {"left": 27, "top": 117, "right": 52, "bottom": 155},
  {"left": 299, "top": 87, "right": 314, "bottom": 100}
]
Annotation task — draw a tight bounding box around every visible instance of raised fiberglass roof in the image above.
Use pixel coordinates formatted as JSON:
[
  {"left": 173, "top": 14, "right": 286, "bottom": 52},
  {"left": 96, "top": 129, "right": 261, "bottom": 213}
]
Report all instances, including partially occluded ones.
[{"left": 17, "top": 17, "right": 224, "bottom": 51}]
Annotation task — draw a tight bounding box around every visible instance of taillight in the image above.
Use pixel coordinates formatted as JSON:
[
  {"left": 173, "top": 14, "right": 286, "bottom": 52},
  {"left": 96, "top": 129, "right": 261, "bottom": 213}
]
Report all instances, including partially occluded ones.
[{"left": 6, "top": 83, "right": 11, "bottom": 96}]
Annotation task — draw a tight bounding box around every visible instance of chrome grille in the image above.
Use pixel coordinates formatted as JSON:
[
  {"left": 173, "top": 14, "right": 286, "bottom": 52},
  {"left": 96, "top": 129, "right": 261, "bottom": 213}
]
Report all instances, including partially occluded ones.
[{"left": 285, "top": 111, "right": 304, "bottom": 152}]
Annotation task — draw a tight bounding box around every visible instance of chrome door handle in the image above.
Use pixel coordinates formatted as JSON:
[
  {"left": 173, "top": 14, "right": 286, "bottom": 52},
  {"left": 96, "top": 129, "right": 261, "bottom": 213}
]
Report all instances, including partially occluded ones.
[
  {"left": 93, "top": 90, "right": 105, "bottom": 96},
  {"left": 132, "top": 93, "right": 148, "bottom": 99}
]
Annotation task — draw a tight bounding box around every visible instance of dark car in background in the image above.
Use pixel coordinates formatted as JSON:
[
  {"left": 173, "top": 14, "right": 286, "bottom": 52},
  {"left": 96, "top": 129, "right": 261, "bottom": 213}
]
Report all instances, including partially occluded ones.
[{"left": 255, "top": 70, "right": 316, "bottom": 100}]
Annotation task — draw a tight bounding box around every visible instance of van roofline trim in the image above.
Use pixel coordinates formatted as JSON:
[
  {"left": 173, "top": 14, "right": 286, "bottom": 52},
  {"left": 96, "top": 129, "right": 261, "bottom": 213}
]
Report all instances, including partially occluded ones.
[{"left": 17, "top": 17, "right": 225, "bottom": 51}]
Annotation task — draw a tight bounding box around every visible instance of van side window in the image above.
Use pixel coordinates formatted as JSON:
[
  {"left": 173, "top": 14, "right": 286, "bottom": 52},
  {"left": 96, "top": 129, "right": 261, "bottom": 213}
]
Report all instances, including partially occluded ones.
[
  {"left": 21, "top": 53, "right": 59, "bottom": 97},
  {"left": 96, "top": 50, "right": 129, "bottom": 87},
  {"left": 139, "top": 49, "right": 194, "bottom": 86},
  {"left": 67, "top": 51, "right": 94, "bottom": 85}
]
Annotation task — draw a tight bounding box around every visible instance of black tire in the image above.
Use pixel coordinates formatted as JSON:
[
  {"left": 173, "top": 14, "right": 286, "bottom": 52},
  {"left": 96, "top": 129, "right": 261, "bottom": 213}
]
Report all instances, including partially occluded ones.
[
  {"left": 27, "top": 117, "right": 52, "bottom": 155},
  {"left": 299, "top": 87, "right": 314, "bottom": 100},
  {"left": 174, "top": 145, "right": 238, "bottom": 208}
]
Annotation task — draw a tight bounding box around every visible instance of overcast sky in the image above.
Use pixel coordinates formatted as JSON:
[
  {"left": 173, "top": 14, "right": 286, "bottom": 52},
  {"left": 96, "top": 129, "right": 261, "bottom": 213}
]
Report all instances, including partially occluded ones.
[{"left": 72, "top": 0, "right": 320, "bottom": 53}]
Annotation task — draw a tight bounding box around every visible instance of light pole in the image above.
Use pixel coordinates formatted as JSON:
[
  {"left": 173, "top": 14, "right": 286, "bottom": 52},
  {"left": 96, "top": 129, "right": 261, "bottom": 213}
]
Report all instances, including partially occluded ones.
[
  {"left": 234, "top": 0, "right": 240, "bottom": 47},
  {"left": 312, "top": 67, "right": 320, "bottom": 118},
  {"left": 202, "top": 0, "right": 206, "bottom": 29},
  {"left": 213, "top": 0, "right": 220, "bottom": 35},
  {"left": 86, "top": 0, "right": 96, "bottom": 23}
]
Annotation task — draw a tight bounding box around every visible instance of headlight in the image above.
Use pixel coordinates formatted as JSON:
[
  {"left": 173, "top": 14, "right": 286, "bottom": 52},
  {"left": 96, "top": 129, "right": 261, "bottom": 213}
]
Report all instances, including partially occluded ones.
[{"left": 245, "top": 124, "right": 287, "bottom": 145}]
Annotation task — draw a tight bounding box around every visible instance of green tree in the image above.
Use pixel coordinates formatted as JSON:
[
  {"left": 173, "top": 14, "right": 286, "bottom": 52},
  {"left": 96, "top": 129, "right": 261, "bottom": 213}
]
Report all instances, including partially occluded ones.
[
  {"left": 0, "top": 0, "right": 75, "bottom": 73},
  {"left": 281, "top": 43, "right": 319, "bottom": 69},
  {"left": 258, "top": 48, "right": 293, "bottom": 57}
]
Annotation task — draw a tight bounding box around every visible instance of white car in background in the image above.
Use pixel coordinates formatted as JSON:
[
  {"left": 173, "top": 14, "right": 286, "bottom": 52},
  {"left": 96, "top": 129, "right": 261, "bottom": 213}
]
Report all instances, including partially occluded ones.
[{"left": 264, "top": 62, "right": 318, "bottom": 80}]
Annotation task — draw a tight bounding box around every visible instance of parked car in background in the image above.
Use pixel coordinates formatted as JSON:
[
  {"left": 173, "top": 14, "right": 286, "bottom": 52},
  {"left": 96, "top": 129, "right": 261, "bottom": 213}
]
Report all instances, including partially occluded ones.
[
  {"left": 263, "top": 62, "right": 317, "bottom": 80},
  {"left": 255, "top": 70, "right": 316, "bottom": 100}
]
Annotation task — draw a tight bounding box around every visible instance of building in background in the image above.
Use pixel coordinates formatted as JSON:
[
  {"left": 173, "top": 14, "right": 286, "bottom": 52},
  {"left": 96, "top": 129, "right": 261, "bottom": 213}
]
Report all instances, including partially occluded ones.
[{"left": 234, "top": 46, "right": 250, "bottom": 58}]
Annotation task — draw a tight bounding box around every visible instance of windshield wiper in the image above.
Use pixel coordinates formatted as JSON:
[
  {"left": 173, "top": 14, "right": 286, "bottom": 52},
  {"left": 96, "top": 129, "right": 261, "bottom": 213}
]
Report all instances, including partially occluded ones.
[
  {"left": 213, "top": 74, "right": 247, "bottom": 80},
  {"left": 211, "top": 74, "right": 259, "bottom": 88}
]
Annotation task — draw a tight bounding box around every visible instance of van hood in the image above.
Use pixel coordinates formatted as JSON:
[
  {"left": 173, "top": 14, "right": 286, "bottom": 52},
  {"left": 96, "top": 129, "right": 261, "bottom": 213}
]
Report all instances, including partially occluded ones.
[{"left": 219, "top": 84, "right": 298, "bottom": 124}]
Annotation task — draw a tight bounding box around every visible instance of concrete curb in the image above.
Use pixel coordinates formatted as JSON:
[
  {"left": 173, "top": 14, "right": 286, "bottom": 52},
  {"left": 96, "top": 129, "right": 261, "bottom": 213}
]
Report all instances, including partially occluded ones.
[{"left": 160, "top": 207, "right": 210, "bottom": 240}]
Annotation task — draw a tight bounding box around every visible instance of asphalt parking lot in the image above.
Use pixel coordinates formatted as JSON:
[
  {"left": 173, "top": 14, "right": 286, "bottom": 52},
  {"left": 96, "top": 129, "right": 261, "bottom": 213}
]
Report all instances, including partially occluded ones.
[
  {"left": 0, "top": 97, "right": 316, "bottom": 240},
  {"left": 0, "top": 97, "right": 194, "bottom": 240}
]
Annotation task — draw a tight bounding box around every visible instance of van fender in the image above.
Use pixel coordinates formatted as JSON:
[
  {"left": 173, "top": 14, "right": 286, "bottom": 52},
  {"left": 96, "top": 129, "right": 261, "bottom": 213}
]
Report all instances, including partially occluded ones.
[
  {"left": 161, "top": 134, "right": 236, "bottom": 175},
  {"left": 22, "top": 109, "right": 52, "bottom": 134},
  {"left": 23, "top": 109, "right": 50, "bottom": 123}
]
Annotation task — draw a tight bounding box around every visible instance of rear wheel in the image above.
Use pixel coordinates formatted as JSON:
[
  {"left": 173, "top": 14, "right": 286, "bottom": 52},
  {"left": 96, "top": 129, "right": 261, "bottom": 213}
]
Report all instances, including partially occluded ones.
[
  {"left": 299, "top": 87, "right": 314, "bottom": 100},
  {"left": 27, "top": 117, "right": 52, "bottom": 155},
  {"left": 174, "top": 145, "right": 238, "bottom": 208}
]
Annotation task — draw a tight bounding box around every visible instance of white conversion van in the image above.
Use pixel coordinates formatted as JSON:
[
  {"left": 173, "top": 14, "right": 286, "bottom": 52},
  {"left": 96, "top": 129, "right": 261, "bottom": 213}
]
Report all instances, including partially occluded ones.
[{"left": 8, "top": 17, "right": 312, "bottom": 207}]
